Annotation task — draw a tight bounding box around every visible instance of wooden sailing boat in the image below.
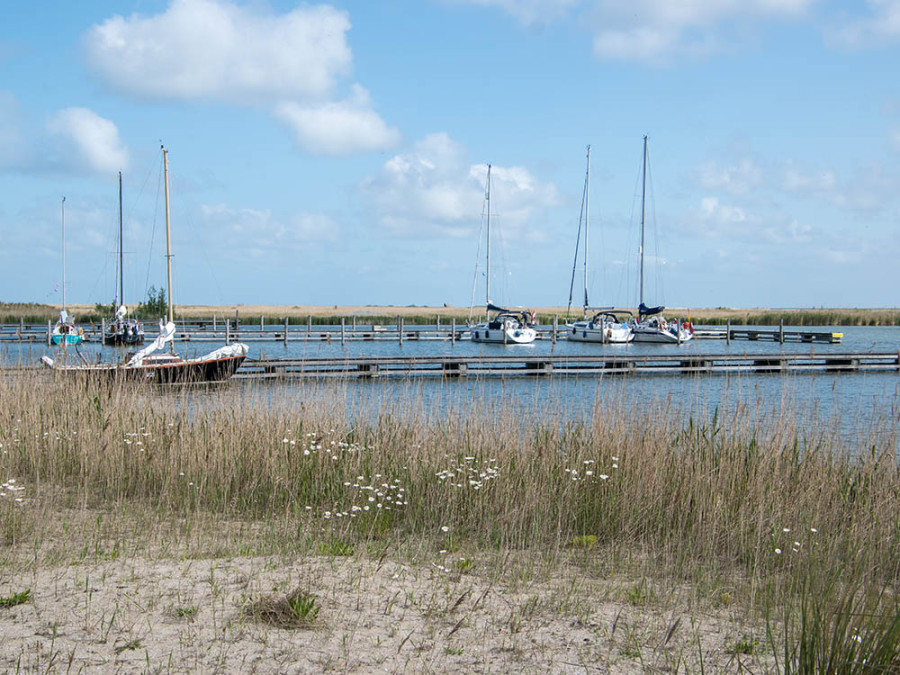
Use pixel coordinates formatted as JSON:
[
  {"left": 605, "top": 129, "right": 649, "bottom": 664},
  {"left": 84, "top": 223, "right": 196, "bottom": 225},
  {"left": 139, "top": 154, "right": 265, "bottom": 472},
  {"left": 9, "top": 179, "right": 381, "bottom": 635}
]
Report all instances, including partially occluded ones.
[
  {"left": 469, "top": 164, "right": 537, "bottom": 345},
  {"left": 630, "top": 136, "right": 693, "bottom": 344},
  {"left": 42, "top": 146, "right": 248, "bottom": 382},
  {"left": 104, "top": 172, "right": 145, "bottom": 346},
  {"left": 50, "top": 196, "right": 84, "bottom": 346},
  {"left": 565, "top": 145, "right": 634, "bottom": 344}
]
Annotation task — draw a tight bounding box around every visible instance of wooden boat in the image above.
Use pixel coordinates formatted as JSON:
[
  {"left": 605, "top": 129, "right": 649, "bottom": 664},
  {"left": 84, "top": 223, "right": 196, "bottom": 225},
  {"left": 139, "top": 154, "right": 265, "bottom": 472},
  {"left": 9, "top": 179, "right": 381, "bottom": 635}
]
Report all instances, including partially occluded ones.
[{"left": 42, "top": 147, "right": 247, "bottom": 382}]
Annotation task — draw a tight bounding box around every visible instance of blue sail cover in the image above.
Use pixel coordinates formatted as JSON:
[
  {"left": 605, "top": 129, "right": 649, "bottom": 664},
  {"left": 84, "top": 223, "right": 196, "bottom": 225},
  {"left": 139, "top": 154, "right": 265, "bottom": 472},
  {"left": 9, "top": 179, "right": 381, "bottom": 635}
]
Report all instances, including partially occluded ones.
[{"left": 638, "top": 302, "right": 665, "bottom": 317}]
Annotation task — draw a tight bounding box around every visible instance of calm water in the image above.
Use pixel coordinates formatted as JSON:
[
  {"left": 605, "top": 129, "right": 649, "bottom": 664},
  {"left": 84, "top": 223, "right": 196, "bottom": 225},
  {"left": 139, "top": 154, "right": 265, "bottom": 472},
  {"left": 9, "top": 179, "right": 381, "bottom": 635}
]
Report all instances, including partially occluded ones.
[{"left": 5, "top": 325, "right": 899, "bottom": 452}]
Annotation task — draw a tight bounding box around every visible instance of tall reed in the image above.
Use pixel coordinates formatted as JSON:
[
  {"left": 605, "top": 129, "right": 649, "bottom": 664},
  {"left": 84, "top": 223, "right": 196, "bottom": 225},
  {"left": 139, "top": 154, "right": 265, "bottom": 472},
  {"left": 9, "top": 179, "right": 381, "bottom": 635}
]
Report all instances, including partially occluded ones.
[{"left": 2, "top": 371, "right": 899, "bottom": 666}]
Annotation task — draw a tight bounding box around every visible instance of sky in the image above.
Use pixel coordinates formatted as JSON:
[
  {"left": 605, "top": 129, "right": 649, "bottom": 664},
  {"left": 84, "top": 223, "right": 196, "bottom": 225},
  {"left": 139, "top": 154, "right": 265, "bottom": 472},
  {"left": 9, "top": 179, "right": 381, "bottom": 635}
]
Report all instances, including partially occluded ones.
[{"left": 1, "top": 0, "right": 899, "bottom": 311}]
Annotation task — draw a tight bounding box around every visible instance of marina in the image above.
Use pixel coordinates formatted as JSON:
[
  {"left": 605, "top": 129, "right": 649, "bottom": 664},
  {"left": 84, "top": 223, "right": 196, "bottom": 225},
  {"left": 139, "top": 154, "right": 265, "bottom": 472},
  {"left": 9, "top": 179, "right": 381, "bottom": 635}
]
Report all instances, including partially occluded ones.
[{"left": 0, "top": 317, "right": 845, "bottom": 345}]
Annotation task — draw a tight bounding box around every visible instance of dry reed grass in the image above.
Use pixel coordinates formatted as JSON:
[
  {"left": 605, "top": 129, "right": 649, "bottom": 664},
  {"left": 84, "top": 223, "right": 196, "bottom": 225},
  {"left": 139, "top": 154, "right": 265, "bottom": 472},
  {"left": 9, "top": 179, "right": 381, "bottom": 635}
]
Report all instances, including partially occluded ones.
[{"left": 1, "top": 373, "right": 899, "bottom": 671}]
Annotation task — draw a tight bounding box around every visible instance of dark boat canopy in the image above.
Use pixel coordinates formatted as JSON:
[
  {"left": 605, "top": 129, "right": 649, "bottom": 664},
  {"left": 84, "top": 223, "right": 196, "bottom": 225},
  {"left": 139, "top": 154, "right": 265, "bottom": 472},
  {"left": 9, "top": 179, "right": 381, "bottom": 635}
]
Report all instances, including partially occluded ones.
[{"left": 638, "top": 302, "right": 665, "bottom": 318}]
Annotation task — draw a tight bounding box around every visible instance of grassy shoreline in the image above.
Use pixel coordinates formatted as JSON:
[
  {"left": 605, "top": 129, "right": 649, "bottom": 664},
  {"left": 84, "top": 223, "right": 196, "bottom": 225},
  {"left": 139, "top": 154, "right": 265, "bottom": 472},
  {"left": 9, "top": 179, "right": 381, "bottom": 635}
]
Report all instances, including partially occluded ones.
[
  {"left": 2, "top": 374, "right": 899, "bottom": 670},
  {"left": 4, "top": 301, "right": 900, "bottom": 326}
]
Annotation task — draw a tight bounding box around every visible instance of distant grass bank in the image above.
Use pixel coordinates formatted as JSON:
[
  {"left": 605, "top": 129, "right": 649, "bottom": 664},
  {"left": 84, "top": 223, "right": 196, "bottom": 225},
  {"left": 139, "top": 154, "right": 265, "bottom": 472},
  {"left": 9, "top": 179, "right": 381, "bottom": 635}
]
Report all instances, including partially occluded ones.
[{"left": 4, "top": 301, "right": 900, "bottom": 326}]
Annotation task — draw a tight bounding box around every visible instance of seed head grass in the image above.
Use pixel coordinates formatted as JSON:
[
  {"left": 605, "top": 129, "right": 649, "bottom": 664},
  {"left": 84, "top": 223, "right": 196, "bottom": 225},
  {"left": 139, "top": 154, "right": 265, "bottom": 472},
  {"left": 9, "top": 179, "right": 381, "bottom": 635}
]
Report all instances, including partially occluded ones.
[{"left": 2, "top": 372, "right": 899, "bottom": 667}]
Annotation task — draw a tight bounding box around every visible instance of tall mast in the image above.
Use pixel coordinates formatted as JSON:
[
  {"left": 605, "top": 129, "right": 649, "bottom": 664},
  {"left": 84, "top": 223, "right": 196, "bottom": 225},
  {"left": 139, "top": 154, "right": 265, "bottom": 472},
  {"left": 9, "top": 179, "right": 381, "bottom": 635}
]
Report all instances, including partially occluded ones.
[
  {"left": 485, "top": 164, "right": 492, "bottom": 320},
  {"left": 61, "top": 196, "right": 66, "bottom": 312},
  {"left": 584, "top": 144, "right": 590, "bottom": 310},
  {"left": 117, "top": 171, "right": 124, "bottom": 308},
  {"left": 162, "top": 146, "right": 174, "bottom": 325},
  {"left": 639, "top": 135, "right": 648, "bottom": 310}
]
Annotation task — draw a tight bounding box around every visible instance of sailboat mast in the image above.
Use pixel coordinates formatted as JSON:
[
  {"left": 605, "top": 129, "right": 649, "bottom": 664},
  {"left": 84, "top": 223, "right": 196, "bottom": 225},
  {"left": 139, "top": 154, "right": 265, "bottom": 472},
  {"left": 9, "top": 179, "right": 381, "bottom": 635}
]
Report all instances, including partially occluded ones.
[
  {"left": 61, "top": 196, "right": 66, "bottom": 312},
  {"left": 584, "top": 145, "right": 590, "bottom": 310},
  {"left": 117, "top": 171, "right": 124, "bottom": 308},
  {"left": 639, "top": 135, "right": 648, "bottom": 310},
  {"left": 162, "top": 146, "right": 174, "bottom": 325},
  {"left": 485, "top": 164, "right": 492, "bottom": 319}
]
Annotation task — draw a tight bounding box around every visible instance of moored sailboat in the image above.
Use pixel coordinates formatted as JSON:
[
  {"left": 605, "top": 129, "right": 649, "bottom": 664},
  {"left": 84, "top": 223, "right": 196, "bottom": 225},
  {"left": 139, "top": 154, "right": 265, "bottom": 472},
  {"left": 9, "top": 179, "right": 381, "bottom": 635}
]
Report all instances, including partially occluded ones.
[
  {"left": 469, "top": 164, "right": 537, "bottom": 345},
  {"left": 565, "top": 145, "right": 633, "bottom": 344},
  {"left": 630, "top": 136, "right": 693, "bottom": 344},
  {"left": 104, "top": 172, "right": 145, "bottom": 346},
  {"left": 50, "top": 196, "right": 84, "bottom": 346}
]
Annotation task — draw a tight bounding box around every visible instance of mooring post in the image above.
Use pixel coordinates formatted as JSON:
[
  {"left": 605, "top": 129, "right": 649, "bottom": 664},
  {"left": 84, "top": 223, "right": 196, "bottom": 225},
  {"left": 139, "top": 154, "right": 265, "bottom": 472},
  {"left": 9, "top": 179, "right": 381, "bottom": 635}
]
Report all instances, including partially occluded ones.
[
  {"left": 726, "top": 319, "right": 731, "bottom": 344},
  {"left": 352, "top": 315, "right": 356, "bottom": 330},
  {"left": 19, "top": 316, "right": 24, "bottom": 340},
  {"left": 307, "top": 315, "right": 312, "bottom": 336},
  {"left": 341, "top": 317, "right": 345, "bottom": 346},
  {"left": 552, "top": 315, "right": 558, "bottom": 347},
  {"left": 47, "top": 319, "right": 51, "bottom": 345},
  {"left": 451, "top": 317, "right": 456, "bottom": 345},
  {"left": 101, "top": 318, "right": 106, "bottom": 342},
  {"left": 234, "top": 309, "right": 239, "bottom": 338},
  {"left": 260, "top": 315, "right": 264, "bottom": 332},
  {"left": 283, "top": 317, "right": 288, "bottom": 346},
  {"left": 213, "top": 314, "right": 217, "bottom": 334},
  {"left": 779, "top": 319, "right": 784, "bottom": 344},
  {"left": 677, "top": 319, "right": 682, "bottom": 345},
  {"left": 398, "top": 316, "right": 403, "bottom": 345},
  {"left": 225, "top": 319, "right": 230, "bottom": 344}
]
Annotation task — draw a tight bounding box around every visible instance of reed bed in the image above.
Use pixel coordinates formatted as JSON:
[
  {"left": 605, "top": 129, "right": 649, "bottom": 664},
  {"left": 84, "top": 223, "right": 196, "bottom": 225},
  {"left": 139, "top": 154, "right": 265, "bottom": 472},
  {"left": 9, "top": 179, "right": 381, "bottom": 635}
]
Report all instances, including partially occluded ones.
[{"left": 2, "top": 373, "right": 900, "bottom": 669}]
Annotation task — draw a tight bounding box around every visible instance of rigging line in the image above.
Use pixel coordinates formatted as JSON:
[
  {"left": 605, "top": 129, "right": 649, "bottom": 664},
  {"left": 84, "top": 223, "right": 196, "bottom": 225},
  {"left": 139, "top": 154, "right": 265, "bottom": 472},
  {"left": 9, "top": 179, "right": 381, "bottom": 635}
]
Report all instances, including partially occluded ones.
[
  {"left": 468, "top": 180, "right": 488, "bottom": 324},
  {"left": 144, "top": 150, "right": 164, "bottom": 301},
  {"left": 566, "top": 158, "right": 589, "bottom": 319}
]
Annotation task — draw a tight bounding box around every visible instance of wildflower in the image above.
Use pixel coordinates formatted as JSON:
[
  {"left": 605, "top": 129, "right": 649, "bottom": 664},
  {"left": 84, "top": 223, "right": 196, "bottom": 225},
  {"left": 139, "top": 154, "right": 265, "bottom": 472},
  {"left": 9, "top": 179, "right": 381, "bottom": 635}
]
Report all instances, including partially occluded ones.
[
  {"left": 441, "top": 526, "right": 450, "bottom": 533},
  {"left": 783, "top": 528, "right": 791, "bottom": 533},
  {"left": 599, "top": 474, "right": 609, "bottom": 480},
  {"left": 775, "top": 548, "right": 782, "bottom": 555},
  {"left": 810, "top": 528, "right": 818, "bottom": 533}
]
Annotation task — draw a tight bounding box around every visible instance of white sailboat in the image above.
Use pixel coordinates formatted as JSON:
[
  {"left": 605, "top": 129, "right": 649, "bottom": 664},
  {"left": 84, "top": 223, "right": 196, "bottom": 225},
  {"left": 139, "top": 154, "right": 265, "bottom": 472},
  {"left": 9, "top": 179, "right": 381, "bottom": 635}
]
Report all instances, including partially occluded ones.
[
  {"left": 565, "top": 145, "right": 634, "bottom": 344},
  {"left": 469, "top": 164, "right": 537, "bottom": 345},
  {"left": 104, "top": 172, "right": 145, "bottom": 346},
  {"left": 631, "top": 136, "right": 693, "bottom": 344},
  {"left": 50, "top": 196, "right": 84, "bottom": 346},
  {"left": 42, "top": 146, "right": 248, "bottom": 382}
]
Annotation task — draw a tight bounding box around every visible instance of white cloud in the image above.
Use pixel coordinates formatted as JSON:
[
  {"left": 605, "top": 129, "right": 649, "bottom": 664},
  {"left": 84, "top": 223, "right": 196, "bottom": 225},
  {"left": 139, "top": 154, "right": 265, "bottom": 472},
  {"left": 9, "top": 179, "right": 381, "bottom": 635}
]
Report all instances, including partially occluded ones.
[
  {"left": 696, "top": 159, "right": 763, "bottom": 195},
  {"left": 274, "top": 85, "right": 401, "bottom": 155},
  {"left": 449, "top": 0, "right": 579, "bottom": 26},
  {"left": 0, "top": 91, "right": 24, "bottom": 166},
  {"left": 589, "top": 0, "right": 814, "bottom": 62},
  {"left": 781, "top": 162, "right": 897, "bottom": 213},
  {"left": 84, "top": 0, "right": 352, "bottom": 104},
  {"left": 46, "top": 107, "right": 129, "bottom": 173},
  {"left": 827, "top": 0, "right": 900, "bottom": 47},
  {"left": 360, "top": 133, "right": 558, "bottom": 237},
  {"left": 200, "top": 203, "right": 339, "bottom": 259}
]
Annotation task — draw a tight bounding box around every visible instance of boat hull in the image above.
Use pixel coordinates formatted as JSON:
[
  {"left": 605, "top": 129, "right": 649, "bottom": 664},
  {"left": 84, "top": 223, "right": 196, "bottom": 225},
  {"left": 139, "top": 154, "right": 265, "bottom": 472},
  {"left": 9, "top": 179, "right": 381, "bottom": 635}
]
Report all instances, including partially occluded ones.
[
  {"left": 567, "top": 322, "right": 634, "bottom": 344},
  {"left": 631, "top": 327, "right": 693, "bottom": 344},
  {"left": 470, "top": 324, "right": 536, "bottom": 344},
  {"left": 42, "top": 354, "right": 246, "bottom": 384},
  {"left": 51, "top": 332, "right": 84, "bottom": 346}
]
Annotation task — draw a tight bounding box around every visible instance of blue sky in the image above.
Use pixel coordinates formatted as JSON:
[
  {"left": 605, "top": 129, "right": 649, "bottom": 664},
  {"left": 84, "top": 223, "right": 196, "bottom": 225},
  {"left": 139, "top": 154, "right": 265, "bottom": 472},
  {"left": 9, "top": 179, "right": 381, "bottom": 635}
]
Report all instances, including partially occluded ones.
[{"left": 2, "top": 0, "right": 899, "bottom": 310}]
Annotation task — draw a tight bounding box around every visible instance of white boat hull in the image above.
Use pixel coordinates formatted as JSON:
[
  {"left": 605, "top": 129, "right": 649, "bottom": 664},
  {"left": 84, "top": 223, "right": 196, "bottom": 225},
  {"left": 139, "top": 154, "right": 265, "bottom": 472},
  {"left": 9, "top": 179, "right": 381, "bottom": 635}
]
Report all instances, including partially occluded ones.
[
  {"left": 470, "top": 323, "right": 536, "bottom": 344},
  {"left": 567, "top": 322, "right": 634, "bottom": 344},
  {"left": 631, "top": 326, "right": 694, "bottom": 344}
]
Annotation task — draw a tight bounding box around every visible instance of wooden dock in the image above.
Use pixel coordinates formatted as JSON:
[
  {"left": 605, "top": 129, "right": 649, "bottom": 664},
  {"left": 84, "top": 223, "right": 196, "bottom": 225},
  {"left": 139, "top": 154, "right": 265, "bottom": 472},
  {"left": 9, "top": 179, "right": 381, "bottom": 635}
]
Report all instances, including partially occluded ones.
[
  {"left": 235, "top": 351, "right": 898, "bottom": 379},
  {"left": 1, "top": 319, "right": 844, "bottom": 344}
]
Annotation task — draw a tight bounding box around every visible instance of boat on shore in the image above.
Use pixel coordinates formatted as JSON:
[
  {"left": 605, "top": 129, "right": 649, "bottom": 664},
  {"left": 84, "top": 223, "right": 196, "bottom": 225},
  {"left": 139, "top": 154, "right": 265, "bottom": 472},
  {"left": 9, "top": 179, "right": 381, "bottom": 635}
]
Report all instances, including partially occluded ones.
[{"left": 42, "top": 146, "right": 247, "bottom": 383}]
